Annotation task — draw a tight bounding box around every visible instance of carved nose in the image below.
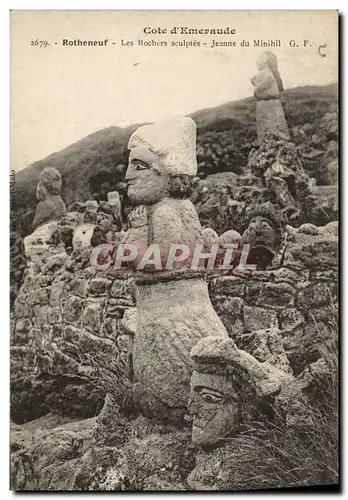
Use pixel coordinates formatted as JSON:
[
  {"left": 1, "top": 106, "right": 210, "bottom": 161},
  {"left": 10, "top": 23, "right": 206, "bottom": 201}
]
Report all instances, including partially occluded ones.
[
  {"left": 188, "top": 396, "right": 198, "bottom": 414},
  {"left": 125, "top": 168, "right": 133, "bottom": 181}
]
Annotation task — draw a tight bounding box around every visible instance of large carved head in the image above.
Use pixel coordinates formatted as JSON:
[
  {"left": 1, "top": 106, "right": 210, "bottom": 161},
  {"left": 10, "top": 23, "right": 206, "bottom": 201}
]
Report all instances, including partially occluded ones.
[
  {"left": 189, "top": 337, "right": 283, "bottom": 449},
  {"left": 241, "top": 204, "right": 285, "bottom": 269},
  {"left": 126, "top": 117, "right": 197, "bottom": 205},
  {"left": 256, "top": 52, "right": 269, "bottom": 70},
  {"left": 36, "top": 167, "right": 63, "bottom": 200}
]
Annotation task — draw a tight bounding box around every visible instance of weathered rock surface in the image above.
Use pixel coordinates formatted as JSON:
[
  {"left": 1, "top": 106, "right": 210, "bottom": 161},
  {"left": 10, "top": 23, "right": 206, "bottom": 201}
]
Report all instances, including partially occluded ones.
[
  {"left": 11, "top": 202, "right": 135, "bottom": 423},
  {"left": 11, "top": 413, "right": 194, "bottom": 491}
]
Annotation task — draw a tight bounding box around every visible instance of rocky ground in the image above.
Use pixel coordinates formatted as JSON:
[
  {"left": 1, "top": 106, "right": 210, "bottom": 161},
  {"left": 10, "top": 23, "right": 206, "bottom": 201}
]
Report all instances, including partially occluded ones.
[{"left": 11, "top": 348, "right": 338, "bottom": 491}]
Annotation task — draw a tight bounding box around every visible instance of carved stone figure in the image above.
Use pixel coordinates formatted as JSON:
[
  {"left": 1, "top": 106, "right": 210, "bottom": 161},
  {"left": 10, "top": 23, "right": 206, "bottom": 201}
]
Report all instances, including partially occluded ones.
[
  {"left": 124, "top": 117, "right": 229, "bottom": 412},
  {"left": 241, "top": 204, "right": 285, "bottom": 270},
  {"left": 189, "top": 336, "right": 290, "bottom": 448},
  {"left": 32, "top": 167, "right": 67, "bottom": 230},
  {"left": 251, "top": 52, "right": 290, "bottom": 143}
]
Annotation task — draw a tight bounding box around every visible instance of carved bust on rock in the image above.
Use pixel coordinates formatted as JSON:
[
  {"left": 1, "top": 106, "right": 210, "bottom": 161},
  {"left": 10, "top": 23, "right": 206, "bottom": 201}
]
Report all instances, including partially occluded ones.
[
  {"left": 32, "top": 167, "right": 67, "bottom": 230},
  {"left": 125, "top": 117, "right": 201, "bottom": 250},
  {"left": 251, "top": 51, "right": 289, "bottom": 143}
]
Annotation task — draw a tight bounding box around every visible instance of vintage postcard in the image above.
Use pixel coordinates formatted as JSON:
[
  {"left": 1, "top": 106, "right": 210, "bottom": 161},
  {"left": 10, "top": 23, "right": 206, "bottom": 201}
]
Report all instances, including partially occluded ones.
[{"left": 10, "top": 10, "right": 339, "bottom": 492}]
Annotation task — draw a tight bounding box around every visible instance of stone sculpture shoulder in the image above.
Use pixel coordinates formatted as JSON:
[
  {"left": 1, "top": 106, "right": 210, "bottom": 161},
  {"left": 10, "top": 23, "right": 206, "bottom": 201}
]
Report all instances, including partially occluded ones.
[{"left": 151, "top": 197, "right": 202, "bottom": 246}]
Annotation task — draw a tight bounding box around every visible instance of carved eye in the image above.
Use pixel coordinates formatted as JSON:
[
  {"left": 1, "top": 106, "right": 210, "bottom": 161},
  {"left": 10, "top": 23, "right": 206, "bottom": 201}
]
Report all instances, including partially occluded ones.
[
  {"left": 203, "top": 394, "right": 223, "bottom": 403},
  {"left": 200, "top": 389, "right": 225, "bottom": 404},
  {"left": 262, "top": 221, "right": 271, "bottom": 230},
  {"left": 135, "top": 161, "right": 149, "bottom": 171}
]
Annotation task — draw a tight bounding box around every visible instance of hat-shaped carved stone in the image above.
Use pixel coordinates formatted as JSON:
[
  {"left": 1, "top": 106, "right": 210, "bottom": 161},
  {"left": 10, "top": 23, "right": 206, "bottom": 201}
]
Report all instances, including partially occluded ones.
[
  {"left": 190, "top": 336, "right": 290, "bottom": 399},
  {"left": 128, "top": 117, "right": 198, "bottom": 177}
]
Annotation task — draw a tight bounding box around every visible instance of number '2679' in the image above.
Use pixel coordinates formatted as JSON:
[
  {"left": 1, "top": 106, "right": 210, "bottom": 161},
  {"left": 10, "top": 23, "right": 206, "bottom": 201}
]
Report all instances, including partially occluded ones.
[{"left": 30, "top": 39, "right": 49, "bottom": 48}]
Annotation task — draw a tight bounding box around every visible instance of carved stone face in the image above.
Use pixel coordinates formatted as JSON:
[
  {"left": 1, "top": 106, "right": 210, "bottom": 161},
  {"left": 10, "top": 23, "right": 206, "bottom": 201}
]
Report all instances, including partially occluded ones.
[
  {"left": 126, "top": 148, "right": 170, "bottom": 206},
  {"left": 242, "top": 216, "right": 277, "bottom": 249},
  {"left": 256, "top": 53, "right": 269, "bottom": 70},
  {"left": 241, "top": 215, "right": 279, "bottom": 270},
  {"left": 188, "top": 371, "right": 242, "bottom": 448}
]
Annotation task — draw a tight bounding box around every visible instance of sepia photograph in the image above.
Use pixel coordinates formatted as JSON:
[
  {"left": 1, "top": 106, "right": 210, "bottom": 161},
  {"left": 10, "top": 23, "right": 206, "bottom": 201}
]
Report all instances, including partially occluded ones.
[{"left": 9, "top": 10, "right": 339, "bottom": 492}]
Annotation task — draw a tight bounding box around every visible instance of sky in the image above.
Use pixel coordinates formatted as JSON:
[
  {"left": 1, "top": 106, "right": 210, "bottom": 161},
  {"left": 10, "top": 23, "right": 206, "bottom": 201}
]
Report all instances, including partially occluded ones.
[{"left": 10, "top": 10, "right": 338, "bottom": 171}]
